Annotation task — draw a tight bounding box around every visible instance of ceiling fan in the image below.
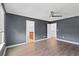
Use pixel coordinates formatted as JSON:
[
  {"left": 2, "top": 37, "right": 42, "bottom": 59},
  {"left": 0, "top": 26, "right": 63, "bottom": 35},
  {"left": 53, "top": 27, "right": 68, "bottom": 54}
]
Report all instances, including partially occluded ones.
[{"left": 49, "top": 11, "right": 62, "bottom": 17}]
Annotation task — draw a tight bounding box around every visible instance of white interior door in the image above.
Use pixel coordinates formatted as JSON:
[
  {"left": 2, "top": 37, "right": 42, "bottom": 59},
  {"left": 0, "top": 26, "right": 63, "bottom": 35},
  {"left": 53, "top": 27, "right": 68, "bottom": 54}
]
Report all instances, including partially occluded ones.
[
  {"left": 47, "top": 23, "right": 57, "bottom": 38},
  {"left": 26, "top": 20, "right": 35, "bottom": 43}
]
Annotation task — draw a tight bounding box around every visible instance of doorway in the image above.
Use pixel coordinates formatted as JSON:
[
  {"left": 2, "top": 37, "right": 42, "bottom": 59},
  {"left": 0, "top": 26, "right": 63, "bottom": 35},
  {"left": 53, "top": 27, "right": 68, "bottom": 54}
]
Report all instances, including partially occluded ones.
[
  {"left": 47, "top": 23, "right": 57, "bottom": 38},
  {"left": 26, "top": 20, "right": 35, "bottom": 43}
]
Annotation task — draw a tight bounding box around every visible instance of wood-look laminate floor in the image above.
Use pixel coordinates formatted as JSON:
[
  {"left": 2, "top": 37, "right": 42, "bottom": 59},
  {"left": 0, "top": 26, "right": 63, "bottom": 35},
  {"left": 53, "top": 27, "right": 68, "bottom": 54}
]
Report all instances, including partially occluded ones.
[{"left": 5, "top": 38, "right": 79, "bottom": 56}]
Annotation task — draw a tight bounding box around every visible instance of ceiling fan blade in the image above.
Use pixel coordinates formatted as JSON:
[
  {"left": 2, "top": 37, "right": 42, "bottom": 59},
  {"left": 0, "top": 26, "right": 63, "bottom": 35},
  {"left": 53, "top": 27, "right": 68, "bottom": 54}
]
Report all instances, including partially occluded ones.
[{"left": 52, "top": 15, "right": 62, "bottom": 17}]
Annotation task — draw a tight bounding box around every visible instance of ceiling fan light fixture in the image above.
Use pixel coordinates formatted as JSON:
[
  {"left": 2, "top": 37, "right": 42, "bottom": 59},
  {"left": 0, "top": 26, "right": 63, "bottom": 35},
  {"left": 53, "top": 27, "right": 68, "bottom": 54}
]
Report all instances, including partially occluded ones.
[{"left": 50, "top": 10, "right": 62, "bottom": 17}]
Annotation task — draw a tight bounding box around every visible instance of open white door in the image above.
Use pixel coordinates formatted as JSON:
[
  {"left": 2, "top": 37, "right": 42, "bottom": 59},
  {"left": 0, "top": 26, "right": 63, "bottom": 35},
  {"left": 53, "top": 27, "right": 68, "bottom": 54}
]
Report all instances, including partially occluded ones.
[
  {"left": 26, "top": 20, "right": 35, "bottom": 43},
  {"left": 47, "top": 23, "right": 57, "bottom": 38}
]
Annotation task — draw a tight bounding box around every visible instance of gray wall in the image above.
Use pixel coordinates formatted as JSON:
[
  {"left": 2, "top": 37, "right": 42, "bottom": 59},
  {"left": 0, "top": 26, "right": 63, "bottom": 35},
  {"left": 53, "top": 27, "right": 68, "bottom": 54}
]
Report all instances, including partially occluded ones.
[
  {"left": 6, "top": 13, "right": 47, "bottom": 46},
  {"left": 6, "top": 14, "right": 26, "bottom": 46},
  {"left": 35, "top": 20, "right": 47, "bottom": 40},
  {"left": 57, "top": 16, "right": 79, "bottom": 43}
]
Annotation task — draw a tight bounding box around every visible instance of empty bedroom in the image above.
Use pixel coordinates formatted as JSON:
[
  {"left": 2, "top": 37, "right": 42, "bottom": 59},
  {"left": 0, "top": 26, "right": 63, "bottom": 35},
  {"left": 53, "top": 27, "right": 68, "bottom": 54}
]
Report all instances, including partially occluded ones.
[{"left": 0, "top": 3, "right": 79, "bottom": 56}]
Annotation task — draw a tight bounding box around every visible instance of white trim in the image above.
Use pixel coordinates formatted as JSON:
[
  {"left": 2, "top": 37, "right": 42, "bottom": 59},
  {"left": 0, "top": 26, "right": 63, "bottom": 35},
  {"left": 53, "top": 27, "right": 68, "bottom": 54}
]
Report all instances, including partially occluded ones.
[
  {"left": 0, "top": 43, "right": 5, "bottom": 51},
  {"left": 0, "top": 43, "right": 6, "bottom": 56},
  {"left": 57, "top": 39, "right": 79, "bottom": 45},
  {"left": 36, "top": 38, "right": 79, "bottom": 45},
  {"left": 6, "top": 42, "right": 26, "bottom": 48},
  {"left": 35, "top": 38, "right": 48, "bottom": 42},
  {"left": 6, "top": 38, "right": 79, "bottom": 49},
  {"left": 1, "top": 32, "right": 4, "bottom": 43},
  {"left": 6, "top": 38, "right": 49, "bottom": 48},
  {"left": 2, "top": 47, "right": 7, "bottom": 56},
  {"left": 0, "top": 38, "right": 49, "bottom": 55}
]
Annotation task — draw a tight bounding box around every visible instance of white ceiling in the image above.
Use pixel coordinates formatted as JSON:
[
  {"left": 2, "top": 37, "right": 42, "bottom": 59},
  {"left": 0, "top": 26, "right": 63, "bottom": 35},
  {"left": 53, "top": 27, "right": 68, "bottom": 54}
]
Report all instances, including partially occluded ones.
[{"left": 4, "top": 3, "right": 79, "bottom": 21}]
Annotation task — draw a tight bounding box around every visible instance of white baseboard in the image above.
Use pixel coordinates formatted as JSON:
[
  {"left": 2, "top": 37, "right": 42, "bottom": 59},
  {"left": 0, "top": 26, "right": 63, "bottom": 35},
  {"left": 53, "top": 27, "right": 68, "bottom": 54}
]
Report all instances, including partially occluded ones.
[
  {"left": 6, "top": 42, "right": 26, "bottom": 48},
  {"left": 0, "top": 43, "right": 5, "bottom": 51},
  {"left": 6, "top": 38, "right": 79, "bottom": 49},
  {"left": 6, "top": 38, "right": 49, "bottom": 48},
  {"left": 35, "top": 38, "right": 48, "bottom": 42},
  {"left": 0, "top": 43, "right": 6, "bottom": 56},
  {"left": 57, "top": 39, "right": 79, "bottom": 45},
  {"left": 3, "top": 47, "right": 7, "bottom": 56},
  {"left": 2, "top": 42, "right": 26, "bottom": 56},
  {"left": 36, "top": 38, "right": 79, "bottom": 46},
  {"left": 1, "top": 38, "right": 48, "bottom": 56}
]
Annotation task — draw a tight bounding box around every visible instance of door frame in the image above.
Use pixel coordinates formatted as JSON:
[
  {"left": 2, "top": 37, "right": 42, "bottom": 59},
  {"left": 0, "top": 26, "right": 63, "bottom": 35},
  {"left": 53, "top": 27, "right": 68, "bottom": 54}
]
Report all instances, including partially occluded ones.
[{"left": 26, "top": 20, "right": 35, "bottom": 43}]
